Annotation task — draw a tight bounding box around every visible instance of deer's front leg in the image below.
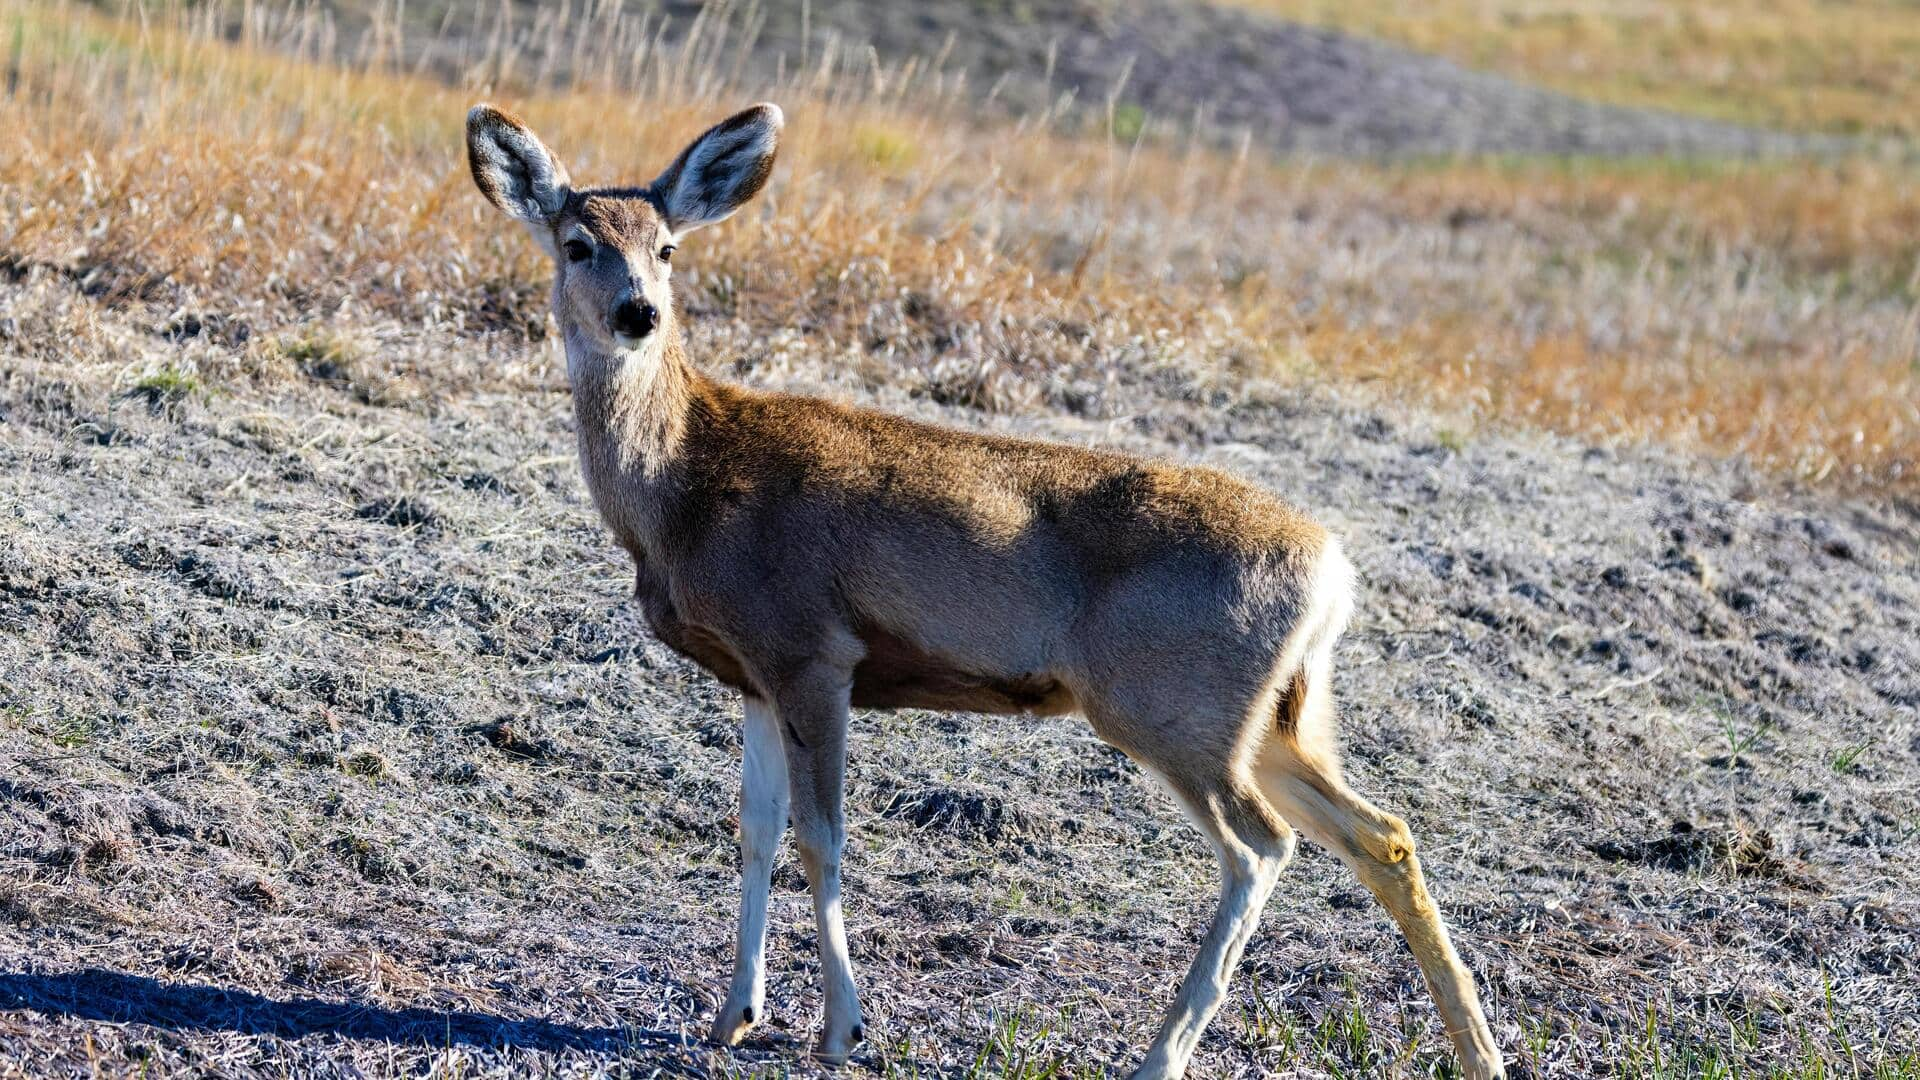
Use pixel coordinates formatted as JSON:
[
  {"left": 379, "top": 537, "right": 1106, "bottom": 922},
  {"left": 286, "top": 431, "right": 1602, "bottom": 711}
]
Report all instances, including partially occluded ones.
[
  {"left": 774, "top": 669, "right": 865, "bottom": 1063},
  {"left": 711, "top": 695, "right": 789, "bottom": 1047}
]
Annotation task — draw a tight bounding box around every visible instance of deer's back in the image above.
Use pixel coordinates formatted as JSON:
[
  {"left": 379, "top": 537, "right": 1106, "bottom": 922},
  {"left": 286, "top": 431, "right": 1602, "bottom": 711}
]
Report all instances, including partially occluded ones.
[
  {"left": 618, "top": 385, "right": 1332, "bottom": 713},
  {"left": 702, "top": 385, "right": 1330, "bottom": 567}
]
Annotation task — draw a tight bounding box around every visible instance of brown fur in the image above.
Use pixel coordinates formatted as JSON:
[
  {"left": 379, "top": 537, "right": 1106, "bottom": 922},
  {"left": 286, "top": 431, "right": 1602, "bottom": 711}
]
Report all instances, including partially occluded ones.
[
  {"left": 465, "top": 101, "right": 1505, "bottom": 1080},
  {"left": 590, "top": 342, "right": 1329, "bottom": 720}
]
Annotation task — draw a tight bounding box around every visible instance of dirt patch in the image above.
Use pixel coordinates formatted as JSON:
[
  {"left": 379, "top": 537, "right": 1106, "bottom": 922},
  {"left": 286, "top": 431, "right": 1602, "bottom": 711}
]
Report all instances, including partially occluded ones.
[
  {"left": 355, "top": 496, "right": 441, "bottom": 531},
  {"left": 880, "top": 786, "right": 1056, "bottom": 845},
  {"left": 1587, "top": 821, "right": 1808, "bottom": 885}
]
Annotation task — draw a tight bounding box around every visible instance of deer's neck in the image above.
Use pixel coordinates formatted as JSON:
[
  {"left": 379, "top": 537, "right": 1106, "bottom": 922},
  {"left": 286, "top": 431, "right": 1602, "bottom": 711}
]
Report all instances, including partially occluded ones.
[{"left": 564, "top": 325, "right": 710, "bottom": 555}]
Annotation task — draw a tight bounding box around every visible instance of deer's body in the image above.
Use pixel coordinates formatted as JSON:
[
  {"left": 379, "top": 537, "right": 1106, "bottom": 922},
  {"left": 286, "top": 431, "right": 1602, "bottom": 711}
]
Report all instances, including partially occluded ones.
[
  {"left": 578, "top": 334, "right": 1325, "bottom": 723},
  {"left": 469, "top": 102, "right": 1505, "bottom": 1080}
]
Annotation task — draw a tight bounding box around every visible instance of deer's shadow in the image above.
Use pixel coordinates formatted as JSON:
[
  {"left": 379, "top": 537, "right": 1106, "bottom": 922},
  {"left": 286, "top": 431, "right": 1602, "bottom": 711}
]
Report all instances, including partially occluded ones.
[{"left": 0, "top": 967, "right": 675, "bottom": 1055}]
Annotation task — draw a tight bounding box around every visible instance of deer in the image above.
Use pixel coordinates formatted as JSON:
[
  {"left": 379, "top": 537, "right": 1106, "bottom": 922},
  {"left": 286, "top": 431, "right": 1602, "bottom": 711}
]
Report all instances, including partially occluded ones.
[{"left": 465, "top": 101, "right": 1506, "bottom": 1080}]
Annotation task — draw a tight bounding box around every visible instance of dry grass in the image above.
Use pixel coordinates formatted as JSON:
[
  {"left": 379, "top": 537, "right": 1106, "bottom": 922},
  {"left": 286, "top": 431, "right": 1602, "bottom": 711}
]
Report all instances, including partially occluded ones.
[
  {"left": 1226, "top": 0, "right": 1920, "bottom": 138},
  {"left": 2, "top": 1, "right": 1917, "bottom": 491},
  {"left": 4, "top": 5, "right": 1920, "bottom": 1077}
]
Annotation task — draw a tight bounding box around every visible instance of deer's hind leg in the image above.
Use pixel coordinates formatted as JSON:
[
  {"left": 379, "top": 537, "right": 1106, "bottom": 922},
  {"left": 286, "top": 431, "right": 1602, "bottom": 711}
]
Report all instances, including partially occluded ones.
[
  {"left": 1252, "top": 657, "right": 1505, "bottom": 1080},
  {"left": 1084, "top": 697, "right": 1297, "bottom": 1080}
]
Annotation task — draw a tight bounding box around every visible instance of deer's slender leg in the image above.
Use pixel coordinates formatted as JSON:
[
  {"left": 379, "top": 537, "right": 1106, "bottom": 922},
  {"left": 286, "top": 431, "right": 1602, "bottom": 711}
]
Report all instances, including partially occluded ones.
[
  {"left": 773, "top": 669, "right": 864, "bottom": 1063},
  {"left": 711, "top": 695, "right": 789, "bottom": 1046},
  {"left": 1256, "top": 740, "right": 1504, "bottom": 1080},
  {"left": 1130, "top": 771, "right": 1294, "bottom": 1080}
]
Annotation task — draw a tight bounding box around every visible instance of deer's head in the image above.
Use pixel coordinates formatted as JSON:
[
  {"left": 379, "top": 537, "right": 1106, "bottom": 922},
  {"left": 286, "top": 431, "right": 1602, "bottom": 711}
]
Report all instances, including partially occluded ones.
[{"left": 466, "top": 103, "right": 782, "bottom": 356}]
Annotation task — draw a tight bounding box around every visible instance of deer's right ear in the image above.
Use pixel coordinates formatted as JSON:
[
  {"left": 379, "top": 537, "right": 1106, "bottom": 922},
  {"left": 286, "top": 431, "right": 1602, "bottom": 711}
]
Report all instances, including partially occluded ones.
[{"left": 466, "top": 105, "right": 571, "bottom": 226}]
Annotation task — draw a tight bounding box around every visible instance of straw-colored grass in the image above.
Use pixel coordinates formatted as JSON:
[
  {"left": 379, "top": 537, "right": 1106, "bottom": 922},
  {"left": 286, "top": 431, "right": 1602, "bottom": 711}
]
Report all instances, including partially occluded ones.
[
  {"left": 1227, "top": 0, "right": 1920, "bottom": 138},
  {"left": 2, "top": 0, "right": 1916, "bottom": 491}
]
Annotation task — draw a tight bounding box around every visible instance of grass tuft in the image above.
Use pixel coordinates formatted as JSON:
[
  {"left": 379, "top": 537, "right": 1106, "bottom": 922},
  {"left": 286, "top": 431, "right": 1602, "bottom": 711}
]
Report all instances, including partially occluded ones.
[{"left": 126, "top": 366, "right": 203, "bottom": 411}]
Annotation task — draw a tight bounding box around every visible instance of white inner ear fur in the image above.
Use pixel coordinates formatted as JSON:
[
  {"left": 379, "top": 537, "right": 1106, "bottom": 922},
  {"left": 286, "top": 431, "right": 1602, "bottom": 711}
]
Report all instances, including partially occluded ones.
[
  {"left": 657, "top": 106, "right": 781, "bottom": 232},
  {"left": 473, "top": 119, "right": 570, "bottom": 224}
]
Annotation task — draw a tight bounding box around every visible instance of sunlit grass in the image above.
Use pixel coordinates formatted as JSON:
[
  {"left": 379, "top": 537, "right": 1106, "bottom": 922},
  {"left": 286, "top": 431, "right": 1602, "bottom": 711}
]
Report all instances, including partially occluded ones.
[
  {"left": 1, "top": 0, "right": 1914, "bottom": 497},
  {"left": 1224, "top": 0, "right": 1920, "bottom": 139},
  {"left": 891, "top": 982, "right": 1920, "bottom": 1078}
]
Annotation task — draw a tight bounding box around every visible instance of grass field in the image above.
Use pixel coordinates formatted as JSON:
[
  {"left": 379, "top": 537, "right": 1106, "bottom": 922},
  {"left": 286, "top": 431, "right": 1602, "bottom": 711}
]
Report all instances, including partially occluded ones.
[
  {"left": 3, "top": 2, "right": 1915, "bottom": 492},
  {"left": 2, "top": 2, "right": 1918, "bottom": 1078},
  {"left": 1226, "top": 0, "right": 1920, "bottom": 138}
]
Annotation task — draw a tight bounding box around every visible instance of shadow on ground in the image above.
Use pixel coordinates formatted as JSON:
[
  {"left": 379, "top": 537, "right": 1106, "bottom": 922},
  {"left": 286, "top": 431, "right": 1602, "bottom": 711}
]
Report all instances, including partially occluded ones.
[{"left": 0, "top": 968, "right": 676, "bottom": 1055}]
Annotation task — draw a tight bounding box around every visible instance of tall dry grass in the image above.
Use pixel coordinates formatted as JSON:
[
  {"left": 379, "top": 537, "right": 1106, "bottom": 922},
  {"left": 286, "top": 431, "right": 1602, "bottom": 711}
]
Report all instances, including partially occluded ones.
[{"left": 2, "top": 1, "right": 1916, "bottom": 488}]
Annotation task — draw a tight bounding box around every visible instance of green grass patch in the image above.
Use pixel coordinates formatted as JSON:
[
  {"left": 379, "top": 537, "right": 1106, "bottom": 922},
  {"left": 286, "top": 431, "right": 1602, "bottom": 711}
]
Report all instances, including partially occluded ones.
[{"left": 126, "top": 365, "right": 204, "bottom": 409}]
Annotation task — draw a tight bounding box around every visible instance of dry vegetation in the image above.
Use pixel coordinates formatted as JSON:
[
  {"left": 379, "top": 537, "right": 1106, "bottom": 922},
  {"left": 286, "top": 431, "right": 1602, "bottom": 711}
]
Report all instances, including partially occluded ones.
[
  {"left": 1227, "top": 0, "right": 1920, "bottom": 138},
  {"left": 3, "top": 2, "right": 1917, "bottom": 492},
  {"left": 2, "top": 2, "right": 1919, "bottom": 1079}
]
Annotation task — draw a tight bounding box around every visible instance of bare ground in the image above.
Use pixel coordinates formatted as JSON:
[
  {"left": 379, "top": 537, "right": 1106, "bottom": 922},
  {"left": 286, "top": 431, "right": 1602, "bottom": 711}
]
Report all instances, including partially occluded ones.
[{"left": 0, "top": 263, "right": 1915, "bottom": 1077}]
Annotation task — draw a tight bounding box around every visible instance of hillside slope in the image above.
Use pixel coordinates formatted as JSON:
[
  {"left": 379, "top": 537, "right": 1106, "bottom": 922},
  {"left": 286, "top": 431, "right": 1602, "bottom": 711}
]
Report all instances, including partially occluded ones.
[
  {"left": 323, "top": 0, "right": 1833, "bottom": 157},
  {"left": 1220, "top": 0, "right": 1920, "bottom": 140},
  {"left": 2, "top": 267, "right": 1916, "bottom": 1076}
]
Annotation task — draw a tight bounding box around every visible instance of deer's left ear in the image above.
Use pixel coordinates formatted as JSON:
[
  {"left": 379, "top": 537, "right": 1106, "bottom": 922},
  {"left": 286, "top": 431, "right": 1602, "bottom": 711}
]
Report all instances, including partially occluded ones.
[{"left": 651, "top": 104, "right": 782, "bottom": 234}]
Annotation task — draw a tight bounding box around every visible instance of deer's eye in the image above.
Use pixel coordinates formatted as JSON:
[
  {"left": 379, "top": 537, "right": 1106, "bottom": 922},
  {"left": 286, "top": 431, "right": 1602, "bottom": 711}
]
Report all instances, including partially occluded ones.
[
  {"left": 658, "top": 245, "right": 676, "bottom": 264},
  {"left": 563, "top": 239, "right": 593, "bottom": 263}
]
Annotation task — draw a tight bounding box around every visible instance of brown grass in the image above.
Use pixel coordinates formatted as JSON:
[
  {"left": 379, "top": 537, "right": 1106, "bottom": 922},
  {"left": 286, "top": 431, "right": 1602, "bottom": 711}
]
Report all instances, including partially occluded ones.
[{"left": 2, "top": 0, "right": 1917, "bottom": 492}]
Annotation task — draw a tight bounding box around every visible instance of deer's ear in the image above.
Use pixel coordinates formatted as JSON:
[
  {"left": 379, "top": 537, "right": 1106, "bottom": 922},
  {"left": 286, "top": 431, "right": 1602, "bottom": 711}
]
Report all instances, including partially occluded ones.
[
  {"left": 651, "top": 104, "right": 782, "bottom": 233},
  {"left": 467, "top": 104, "right": 572, "bottom": 224}
]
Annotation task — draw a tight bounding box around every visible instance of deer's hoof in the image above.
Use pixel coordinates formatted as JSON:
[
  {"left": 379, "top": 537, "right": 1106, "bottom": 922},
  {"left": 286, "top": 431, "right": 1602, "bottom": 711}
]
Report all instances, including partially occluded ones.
[
  {"left": 813, "top": 1020, "right": 865, "bottom": 1065},
  {"left": 708, "top": 997, "right": 760, "bottom": 1047}
]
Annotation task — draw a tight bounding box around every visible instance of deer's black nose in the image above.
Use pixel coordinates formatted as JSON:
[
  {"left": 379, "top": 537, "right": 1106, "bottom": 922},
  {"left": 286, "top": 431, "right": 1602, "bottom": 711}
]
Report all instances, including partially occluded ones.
[{"left": 610, "top": 299, "right": 657, "bottom": 339}]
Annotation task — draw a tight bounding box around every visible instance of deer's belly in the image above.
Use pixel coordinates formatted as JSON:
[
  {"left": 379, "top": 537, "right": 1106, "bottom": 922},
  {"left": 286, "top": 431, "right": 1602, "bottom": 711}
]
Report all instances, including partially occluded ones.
[
  {"left": 633, "top": 564, "right": 1073, "bottom": 716},
  {"left": 850, "top": 623, "right": 1077, "bottom": 716}
]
